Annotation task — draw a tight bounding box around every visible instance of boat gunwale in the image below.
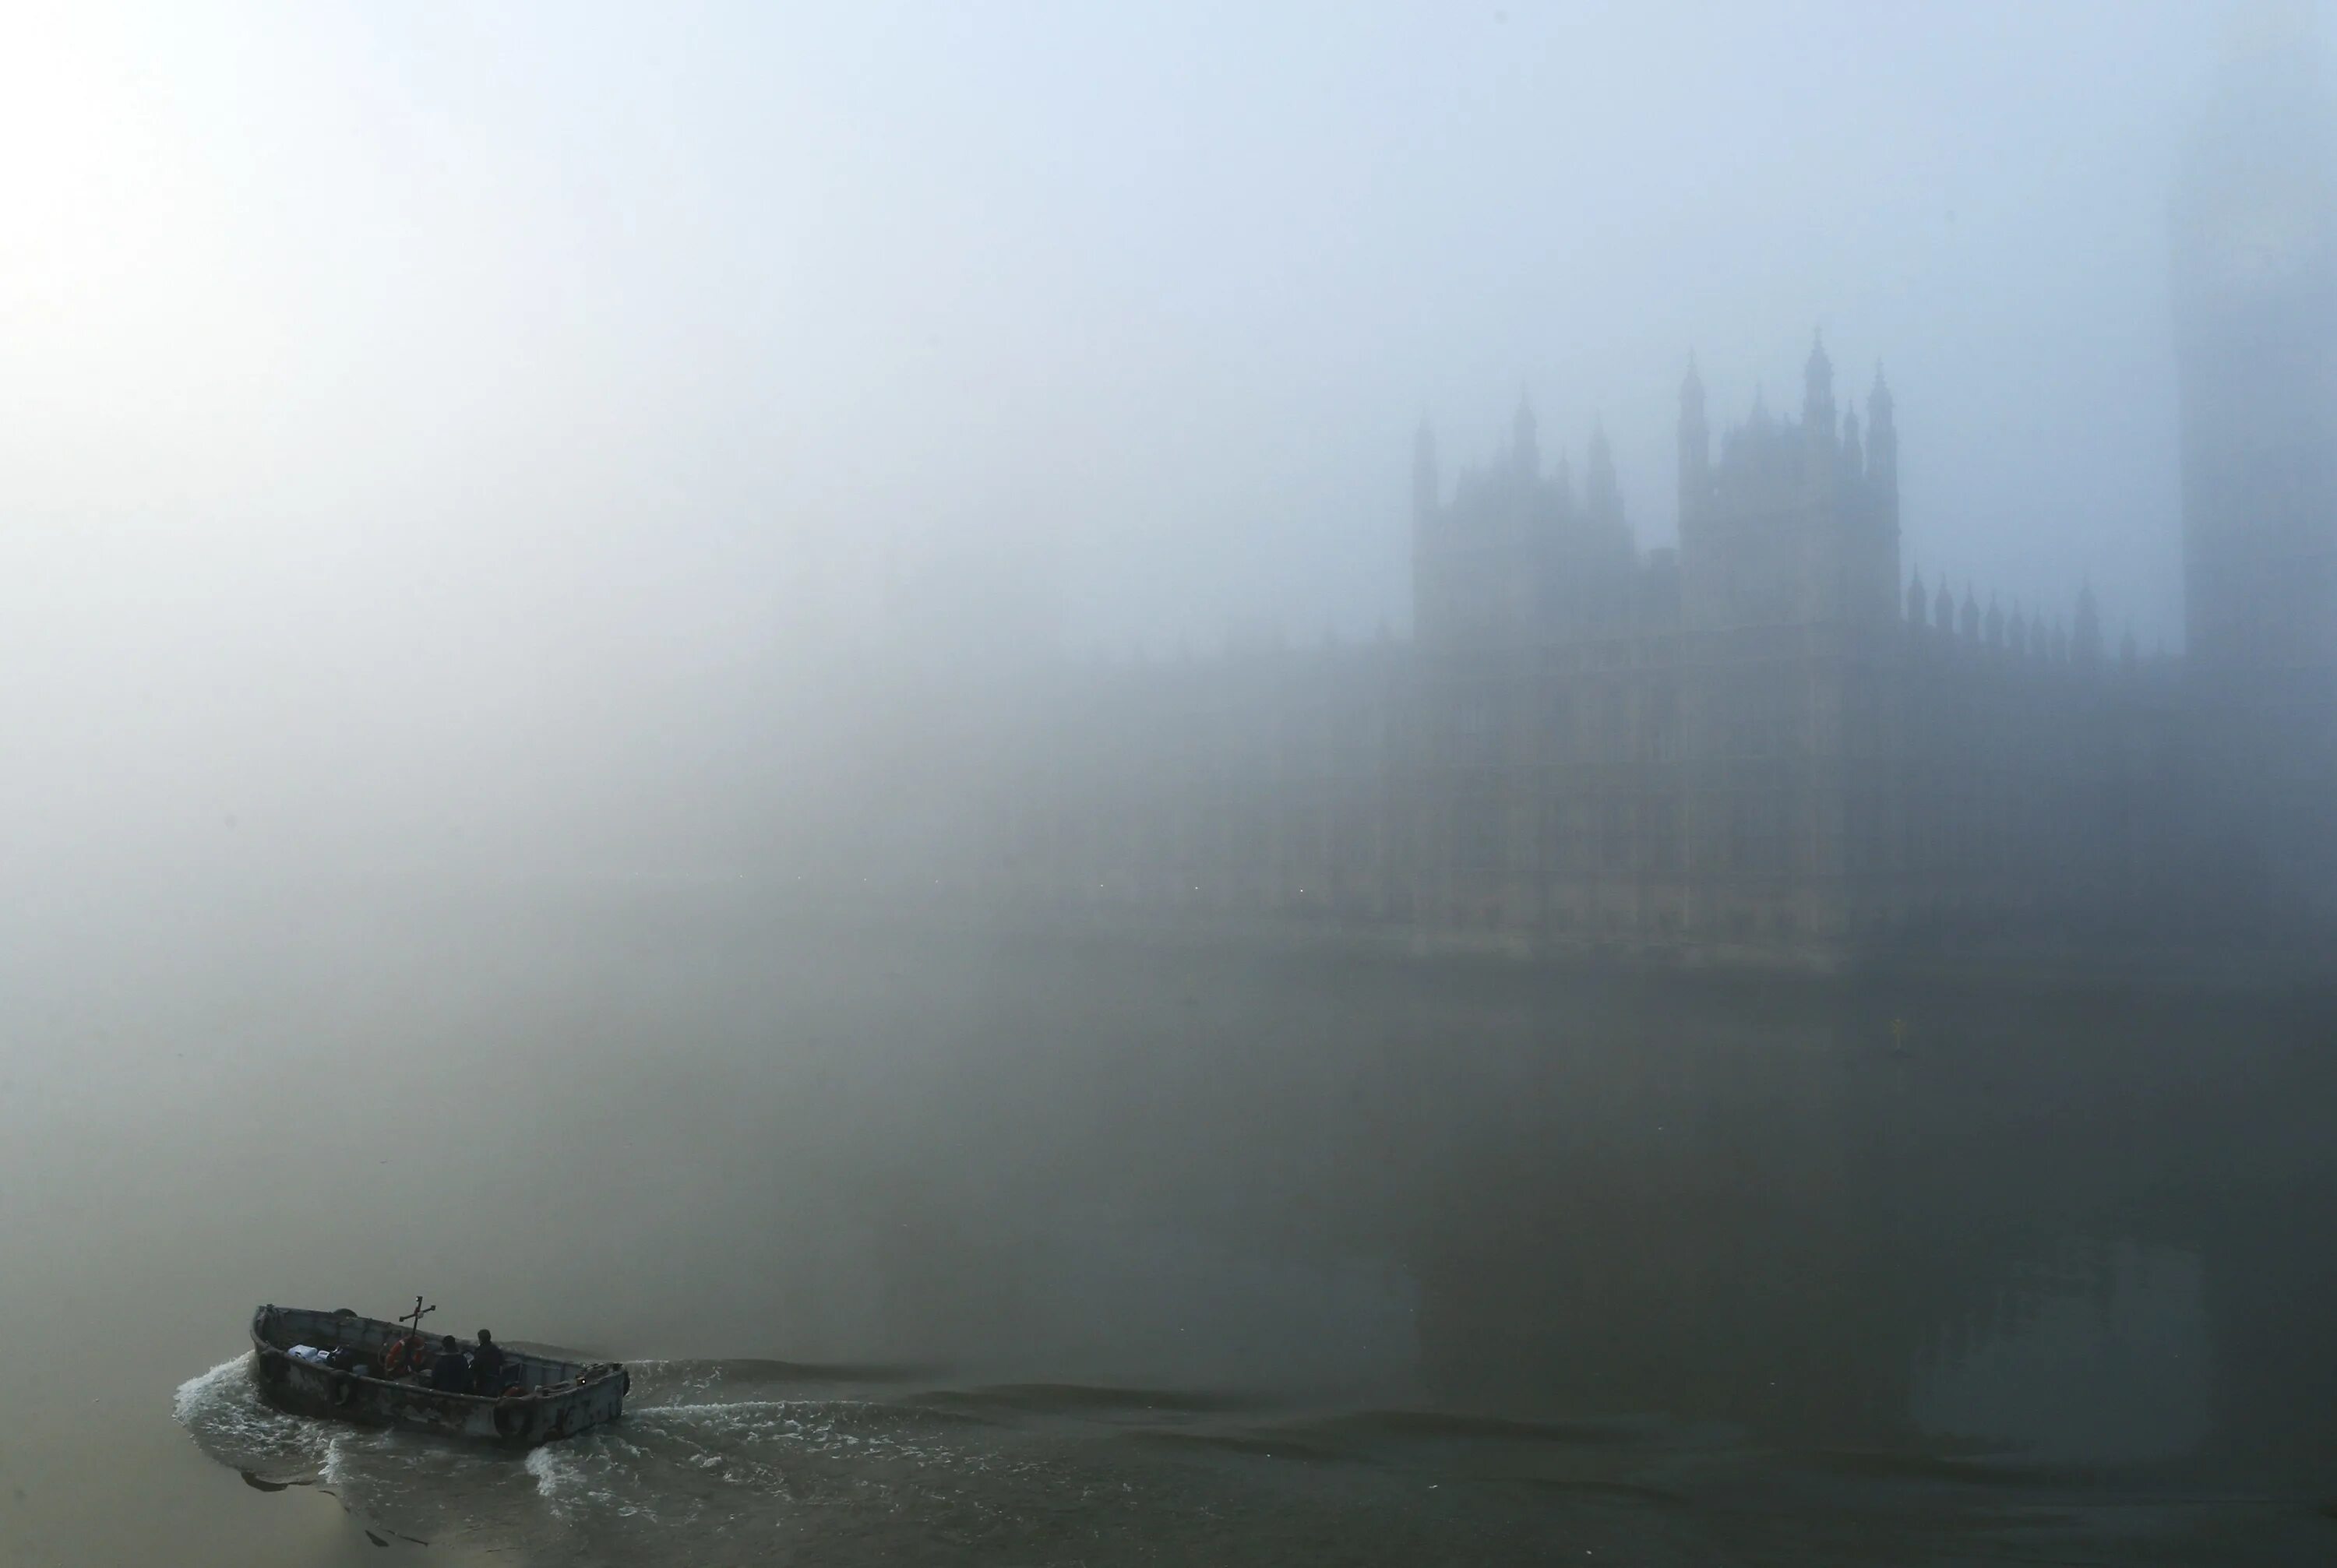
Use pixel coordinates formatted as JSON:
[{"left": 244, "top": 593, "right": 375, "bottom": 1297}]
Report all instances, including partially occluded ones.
[{"left": 249, "top": 1304, "right": 625, "bottom": 1405}]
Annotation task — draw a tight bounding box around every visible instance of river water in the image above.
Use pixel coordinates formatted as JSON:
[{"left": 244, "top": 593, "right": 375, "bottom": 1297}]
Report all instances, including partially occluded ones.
[{"left": 5, "top": 883, "right": 2334, "bottom": 1563}]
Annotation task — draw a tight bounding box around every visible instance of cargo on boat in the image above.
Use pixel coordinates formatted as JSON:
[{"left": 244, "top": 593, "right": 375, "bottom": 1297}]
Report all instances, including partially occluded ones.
[{"left": 249, "top": 1303, "right": 628, "bottom": 1446}]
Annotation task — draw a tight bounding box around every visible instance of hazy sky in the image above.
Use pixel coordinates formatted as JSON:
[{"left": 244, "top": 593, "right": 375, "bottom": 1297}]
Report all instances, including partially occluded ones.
[{"left": 0, "top": 2, "right": 2311, "bottom": 877}]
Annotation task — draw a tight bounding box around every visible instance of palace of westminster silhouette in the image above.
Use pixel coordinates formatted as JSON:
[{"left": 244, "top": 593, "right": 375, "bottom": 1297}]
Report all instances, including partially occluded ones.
[{"left": 957, "top": 37, "right": 2336, "bottom": 972}]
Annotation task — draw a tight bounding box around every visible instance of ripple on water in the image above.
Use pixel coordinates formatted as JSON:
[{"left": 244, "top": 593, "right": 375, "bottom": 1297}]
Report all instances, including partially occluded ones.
[
  {"left": 177, "top": 1355, "right": 1763, "bottom": 1566},
  {"left": 172, "top": 1354, "right": 339, "bottom": 1483},
  {"left": 174, "top": 1355, "right": 979, "bottom": 1555}
]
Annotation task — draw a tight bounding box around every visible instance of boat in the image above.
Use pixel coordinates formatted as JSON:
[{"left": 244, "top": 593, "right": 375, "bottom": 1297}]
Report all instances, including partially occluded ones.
[{"left": 249, "top": 1303, "right": 629, "bottom": 1446}]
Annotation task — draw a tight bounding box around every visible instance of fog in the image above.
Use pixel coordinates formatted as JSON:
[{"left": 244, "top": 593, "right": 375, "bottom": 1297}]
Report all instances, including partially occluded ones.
[
  {"left": 0, "top": 2, "right": 2275, "bottom": 890},
  {"left": 6, "top": 4, "right": 2337, "bottom": 1565}
]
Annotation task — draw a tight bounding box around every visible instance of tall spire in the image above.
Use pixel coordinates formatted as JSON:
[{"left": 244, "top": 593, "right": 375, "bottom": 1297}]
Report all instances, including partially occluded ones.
[
  {"left": 1412, "top": 417, "right": 1439, "bottom": 527},
  {"left": 1679, "top": 354, "right": 1710, "bottom": 523},
  {"left": 1512, "top": 389, "right": 1538, "bottom": 477},
  {"left": 1866, "top": 365, "right": 1899, "bottom": 527},
  {"left": 1906, "top": 567, "right": 1928, "bottom": 629},
  {"left": 2074, "top": 580, "right": 2103, "bottom": 669},
  {"left": 1803, "top": 329, "right": 1835, "bottom": 434}
]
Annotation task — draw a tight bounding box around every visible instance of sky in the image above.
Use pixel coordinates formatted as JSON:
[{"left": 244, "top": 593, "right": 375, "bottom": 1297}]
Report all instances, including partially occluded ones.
[{"left": 0, "top": 1, "right": 2314, "bottom": 880}]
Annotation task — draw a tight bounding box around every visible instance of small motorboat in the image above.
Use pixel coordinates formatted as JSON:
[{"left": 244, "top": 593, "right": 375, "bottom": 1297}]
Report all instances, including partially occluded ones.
[{"left": 249, "top": 1302, "right": 629, "bottom": 1446}]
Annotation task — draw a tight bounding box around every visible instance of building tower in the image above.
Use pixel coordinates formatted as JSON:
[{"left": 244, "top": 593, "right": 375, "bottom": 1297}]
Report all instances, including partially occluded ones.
[
  {"left": 1412, "top": 417, "right": 1440, "bottom": 530},
  {"left": 2170, "top": 8, "right": 2337, "bottom": 917},
  {"left": 1802, "top": 331, "right": 1835, "bottom": 467},
  {"left": 1679, "top": 357, "right": 1710, "bottom": 525},
  {"left": 1867, "top": 369, "right": 1898, "bottom": 537},
  {"left": 2171, "top": 12, "right": 2337, "bottom": 689}
]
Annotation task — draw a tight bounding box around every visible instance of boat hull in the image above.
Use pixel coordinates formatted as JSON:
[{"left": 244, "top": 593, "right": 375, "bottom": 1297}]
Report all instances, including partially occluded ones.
[{"left": 249, "top": 1305, "right": 627, "bottom": 1447}]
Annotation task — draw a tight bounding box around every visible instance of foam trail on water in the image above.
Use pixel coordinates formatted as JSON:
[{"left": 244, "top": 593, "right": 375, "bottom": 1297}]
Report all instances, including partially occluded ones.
[
  {"left": 526, "top": 1441, "right": 587, "bottom": 1514},
  {"left": 524, "top": 1443, "right": 567, "bottom": 1499},
  {"left": 525, "top": 1435, "right": 661, "bottom": 1524},
  {"left": 318, "top": 1432, "right": 354, "bottom": 1491},
  {"left": 171, "top": 1355, "right": 253, "bottom": 1429},
  {"left": 173, "top": 1352, "right": 337, "bottom": 1476}
]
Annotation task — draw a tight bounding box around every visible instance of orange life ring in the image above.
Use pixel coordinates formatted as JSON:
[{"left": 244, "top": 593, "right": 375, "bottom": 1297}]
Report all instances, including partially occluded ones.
[{"left": 380, "top": 1337, "right": 409, "bottom": 1377}]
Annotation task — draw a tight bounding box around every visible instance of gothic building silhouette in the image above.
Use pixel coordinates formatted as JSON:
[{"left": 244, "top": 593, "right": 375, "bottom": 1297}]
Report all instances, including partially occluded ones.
[
  {"left": 1396, "top": 339, "right": 2163, "bottom": 959},
  {"left": 968, "top": 31, "right": 2335, "bottom": 973}
]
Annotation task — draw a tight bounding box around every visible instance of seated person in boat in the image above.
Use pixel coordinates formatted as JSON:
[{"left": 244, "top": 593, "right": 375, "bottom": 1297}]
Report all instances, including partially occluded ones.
[
  {"left": 471, "top": 1329, "right": 506, "bottom": 1394},
  {"left": 428, "top": 1334, "right": 472, "bottom": 1392},
  {"left": 379, "top": 1333, "right": 425, "bottom": 1379}
]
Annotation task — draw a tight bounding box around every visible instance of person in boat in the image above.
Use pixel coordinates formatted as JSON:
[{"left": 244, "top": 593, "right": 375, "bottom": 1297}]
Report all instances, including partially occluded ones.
[
  {"left": 379, "top": 1332, "right": 423, "bottom": 1379},
  {"left": 428, "top": 1334, "right": 471, "bottom": 1392},
  {"left": 470, "top": 1329, "right": 506, "bottom": 1394}
]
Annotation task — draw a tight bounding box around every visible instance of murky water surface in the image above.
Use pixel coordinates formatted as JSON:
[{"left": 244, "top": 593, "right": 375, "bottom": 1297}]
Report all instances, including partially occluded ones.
[{"left": 5, "top": 889, "right": 2334, "bottom": 1563}]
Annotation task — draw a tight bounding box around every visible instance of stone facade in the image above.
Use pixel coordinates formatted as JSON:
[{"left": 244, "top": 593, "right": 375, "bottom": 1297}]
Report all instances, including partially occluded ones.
[
  {"left": 985, "top": 344, "right": 2197, "bottom": 972},
  {"left": 965, "top": 43, "right": 2335, "bottom": 974},
  {"left": 1398, "top": 344, "right": 2172, "bottom": 966}
]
